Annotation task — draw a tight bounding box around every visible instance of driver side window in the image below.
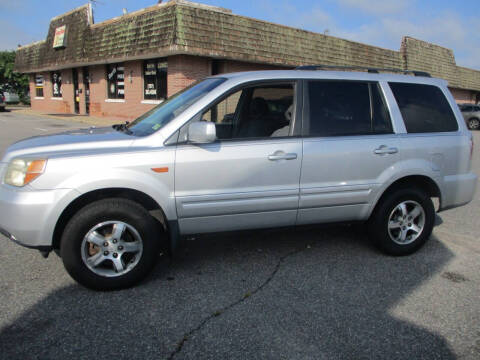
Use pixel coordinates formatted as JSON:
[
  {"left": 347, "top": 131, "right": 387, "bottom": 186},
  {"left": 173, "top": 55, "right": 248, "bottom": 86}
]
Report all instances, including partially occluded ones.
[
  {"left": 198, "top": 83, "right": 295, "bottom": 141},
  {"left": 202, "top": 90, "right": 242, "bottom": 140}
]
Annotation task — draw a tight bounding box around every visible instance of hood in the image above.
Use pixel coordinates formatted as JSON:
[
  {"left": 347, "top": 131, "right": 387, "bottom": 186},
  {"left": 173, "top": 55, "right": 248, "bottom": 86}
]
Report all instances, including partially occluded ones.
[{"left": 1, "top": 127, "right": 135, "bottom": 162}]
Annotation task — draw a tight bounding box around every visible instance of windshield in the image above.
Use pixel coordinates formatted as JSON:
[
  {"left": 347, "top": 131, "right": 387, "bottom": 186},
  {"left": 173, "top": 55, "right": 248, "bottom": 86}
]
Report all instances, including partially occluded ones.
[{"left": 127, "top": 78, "right": 226, "bottom": 136}]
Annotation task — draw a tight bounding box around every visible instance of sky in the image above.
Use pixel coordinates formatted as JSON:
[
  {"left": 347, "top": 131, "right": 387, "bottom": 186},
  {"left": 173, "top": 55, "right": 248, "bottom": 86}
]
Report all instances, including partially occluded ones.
[{"left": 1, "top": 0, "right": 479, "bottom": 69}]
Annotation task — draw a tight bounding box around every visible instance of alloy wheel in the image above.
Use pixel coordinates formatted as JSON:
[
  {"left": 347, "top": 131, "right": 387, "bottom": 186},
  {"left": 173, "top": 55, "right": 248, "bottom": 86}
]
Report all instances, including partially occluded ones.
[
  {"left": 468, "top": 118, "right": 480, "bottom": 130},
  {"left": 387, "top": 200, "right": 425, "bottom": 245},
  {"left": 80, "top": 221, "right": 143, "bottom": 277}
]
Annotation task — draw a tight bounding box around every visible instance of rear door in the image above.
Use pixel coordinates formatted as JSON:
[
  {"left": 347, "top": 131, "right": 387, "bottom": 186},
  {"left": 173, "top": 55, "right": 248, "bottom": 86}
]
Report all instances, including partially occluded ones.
[
  {"left": 298, "top": 80, "right": 399, "bottom": 225},
  {"left": 174, "top": 81, "right": 303, "bottom": 234}
]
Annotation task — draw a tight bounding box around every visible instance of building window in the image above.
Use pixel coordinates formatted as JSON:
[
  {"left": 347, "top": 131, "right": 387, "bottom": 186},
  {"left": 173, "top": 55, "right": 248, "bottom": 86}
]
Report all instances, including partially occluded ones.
[
  {"left": 51, "top": 71, "right": 62, "bottom": 97},
  {"left": 35, "top": 74, "right": 44, "bottom": 97},
  {"left": 143, "top": 59, "right": 167, "bottom": 100},
  {"left": 106, "top": 64, "right": 125, "bottom": 99}
]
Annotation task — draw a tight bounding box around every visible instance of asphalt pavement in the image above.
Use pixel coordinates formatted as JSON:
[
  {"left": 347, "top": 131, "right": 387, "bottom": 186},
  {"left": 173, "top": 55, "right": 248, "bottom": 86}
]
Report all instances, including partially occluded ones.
[{"left": 0, "top": 109, "right": 479, "bottom": 359}]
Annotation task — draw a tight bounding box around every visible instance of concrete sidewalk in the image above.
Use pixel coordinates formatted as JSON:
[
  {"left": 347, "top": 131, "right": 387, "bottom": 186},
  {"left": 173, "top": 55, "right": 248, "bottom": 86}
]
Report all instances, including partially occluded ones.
[{"left": 7, "top": 106, "right": 122, "bottom": 127}]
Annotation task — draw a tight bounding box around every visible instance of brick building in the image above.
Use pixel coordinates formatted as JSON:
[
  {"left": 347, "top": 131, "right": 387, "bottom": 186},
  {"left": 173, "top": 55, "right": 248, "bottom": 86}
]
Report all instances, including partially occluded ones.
[{"left": 14, "top": 0, "right": 480, "bottom": 119}]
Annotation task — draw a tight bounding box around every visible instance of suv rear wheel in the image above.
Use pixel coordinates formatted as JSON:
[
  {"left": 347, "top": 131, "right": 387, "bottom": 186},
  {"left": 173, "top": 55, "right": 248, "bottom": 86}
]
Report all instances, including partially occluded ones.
[
  {"left": 60, "top": 198, "right": 161, "bottom": 290},
  {"left": 368, "top": 188, "right": 435, "bottom": 255}
]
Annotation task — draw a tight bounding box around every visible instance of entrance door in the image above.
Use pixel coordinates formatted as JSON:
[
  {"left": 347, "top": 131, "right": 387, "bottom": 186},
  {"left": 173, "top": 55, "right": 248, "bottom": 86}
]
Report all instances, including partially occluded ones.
[
  {"left": 72, "top": 69, "right": 80, "bottom": 114},
  {"left": 83, "top": 67, "right": 90, "bottom": 115},
  {"left": 174, "top": 81, "right": 302, "bottom": 235}
]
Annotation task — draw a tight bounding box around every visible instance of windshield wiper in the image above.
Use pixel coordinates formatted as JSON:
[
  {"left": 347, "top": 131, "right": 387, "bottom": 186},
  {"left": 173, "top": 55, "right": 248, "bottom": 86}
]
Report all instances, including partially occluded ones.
[{"left": 112, "top": 121, "right": 132, "bottom": 135}]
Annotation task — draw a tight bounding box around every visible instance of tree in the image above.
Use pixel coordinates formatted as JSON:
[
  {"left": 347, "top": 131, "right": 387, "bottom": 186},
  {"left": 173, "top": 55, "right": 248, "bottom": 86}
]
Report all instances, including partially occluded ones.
[{"left": 0, "top": 51, "right": 30, "bottom": 103}]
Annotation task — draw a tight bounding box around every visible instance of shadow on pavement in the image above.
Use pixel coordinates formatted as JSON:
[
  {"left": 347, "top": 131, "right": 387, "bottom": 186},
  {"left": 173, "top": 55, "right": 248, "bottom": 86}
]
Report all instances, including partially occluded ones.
[{"left": 0, "top": 225, "right": 455, "bottom": 359}]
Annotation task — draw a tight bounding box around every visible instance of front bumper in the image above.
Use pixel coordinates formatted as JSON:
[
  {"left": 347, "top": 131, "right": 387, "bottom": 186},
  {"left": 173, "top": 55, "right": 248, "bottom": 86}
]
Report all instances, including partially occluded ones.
[
  {"left": 0, "top": 226, "right": 51, "bottom": 253},
  {"left": 0, "top": 183, "right": 79, "bottom": 249}
]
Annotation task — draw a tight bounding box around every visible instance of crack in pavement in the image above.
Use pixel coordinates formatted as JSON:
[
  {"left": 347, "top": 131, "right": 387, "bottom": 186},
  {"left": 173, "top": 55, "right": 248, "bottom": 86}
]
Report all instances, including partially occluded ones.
[{"left": 167, "top": 246, "right": 309, "bottom": 360}]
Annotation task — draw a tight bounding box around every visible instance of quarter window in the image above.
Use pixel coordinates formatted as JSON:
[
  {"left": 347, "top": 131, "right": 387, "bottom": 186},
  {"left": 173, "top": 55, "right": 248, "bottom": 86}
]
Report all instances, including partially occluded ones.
[
  {"left": 307, "top": 81, "right": 392, "bottom": 137},
  {"left": 389, "top": 83, "right": 458, "bottom": 133},
  {"left": 35, "top": 74, "right": 44, "bottom": 97},
  {"left": 143, "top": 59, "right": 167, "bottom": 100},
  {"left": 51, "top": 71, "right": 62, "bottom": 97},
  {"left": 106, "top": 64, "right": 125, "bottom": 99}
]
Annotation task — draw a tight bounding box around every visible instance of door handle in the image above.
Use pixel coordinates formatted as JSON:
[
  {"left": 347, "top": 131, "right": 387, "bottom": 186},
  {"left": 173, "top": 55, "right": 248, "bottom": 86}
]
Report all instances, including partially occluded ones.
[
  {"left": 268, "top": 152, "right": 297, "bottom": 161},
  {"left": 374, "top": 145, "right": 398, "bottom": 155}
]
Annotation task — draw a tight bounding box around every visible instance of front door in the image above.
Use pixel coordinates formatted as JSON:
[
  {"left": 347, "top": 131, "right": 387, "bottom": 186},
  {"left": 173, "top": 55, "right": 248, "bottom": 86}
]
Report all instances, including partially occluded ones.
[
  {"left": 72, "top": 69, "right": 80, "bottom": 114},
  {"left": 298, "top": 80, "right": 400, "bottom": 224},
  {"left": 83, "top": 67, "right": 90, "bottom": 115},
  {"left": 174, "top": 82, "right": 302, "bottom": 234}
]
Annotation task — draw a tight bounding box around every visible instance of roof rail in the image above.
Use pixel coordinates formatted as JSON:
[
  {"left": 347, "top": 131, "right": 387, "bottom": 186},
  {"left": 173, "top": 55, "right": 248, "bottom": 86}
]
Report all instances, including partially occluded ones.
[{"left": 295, "top": 64, "right": 431, "bottom": 77}]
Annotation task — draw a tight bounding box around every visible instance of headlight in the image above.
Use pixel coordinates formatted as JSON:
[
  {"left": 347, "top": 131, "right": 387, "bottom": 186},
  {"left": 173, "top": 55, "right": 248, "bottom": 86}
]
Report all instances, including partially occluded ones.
[{"left": 4, "top": 159, "right": 47, "bottom": 187}]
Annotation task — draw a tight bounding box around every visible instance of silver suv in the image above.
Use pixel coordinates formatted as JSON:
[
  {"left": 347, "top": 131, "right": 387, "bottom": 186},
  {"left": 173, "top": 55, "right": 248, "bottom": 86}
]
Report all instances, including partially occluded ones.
[
  {"left": 458, "top": 104, "right": 480, "bottom": 130},
  {"left": 0, "top": 69, "right": 477, "bottom": 290}
]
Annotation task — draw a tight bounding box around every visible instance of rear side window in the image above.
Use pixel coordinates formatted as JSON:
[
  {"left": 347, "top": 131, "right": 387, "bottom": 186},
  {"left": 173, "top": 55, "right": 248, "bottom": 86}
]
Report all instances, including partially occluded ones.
[
  {"left": 307, "top": 81, "right": 392, "bottom": 137},
  {"left": 389, "top": 83, "right": 458, "bottom": 133}
]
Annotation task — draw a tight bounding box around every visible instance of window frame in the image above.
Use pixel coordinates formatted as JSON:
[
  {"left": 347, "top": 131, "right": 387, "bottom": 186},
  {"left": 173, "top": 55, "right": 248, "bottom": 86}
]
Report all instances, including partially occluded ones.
[
  {"left": 34, "top": 74, "right": 44, "bottom": 98},
  {"left": 171, "top": 79, "right": 303, "bottom": 145},
  {"left": 302, "top": 79, "right": 394, "bottom": 138},
  {"left": 143, "top": 58, "right": 168, "bottom": 101},
  {"left": 106, "top": 63, "right": 125, "bottom": 100},
  {"left": 51, "top": 71, "right": 62, "bottom": 98}
]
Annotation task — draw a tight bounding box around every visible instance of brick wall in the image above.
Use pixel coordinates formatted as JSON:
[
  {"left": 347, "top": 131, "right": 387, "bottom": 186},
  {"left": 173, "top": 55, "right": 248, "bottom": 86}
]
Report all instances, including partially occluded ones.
[
  {"left": 61, "top": 70, "right": 74, "bottom": 114},
  {"left": 88, "top": 61, "right": 160, "bottom": 119},
  {"left": 28, "top": 55, "right": 480, "bottom": 119},
  {"left": 167, "top": 55, "right": 211, "bottom": 97},
  {"left": 450, "top": 88, "right": 477, "bottom": 104},
  {"left": 30, "top": 70, "right": 73, "bottom": 114}
]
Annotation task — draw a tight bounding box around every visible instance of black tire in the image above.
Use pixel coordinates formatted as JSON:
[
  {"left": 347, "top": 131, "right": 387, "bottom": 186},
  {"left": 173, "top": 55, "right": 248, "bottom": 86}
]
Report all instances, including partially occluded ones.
[
  {"left": 467, "top": 118, "right": 480, "bottom": 130},
  {"left": 368, "top": 187, "right": 435, "bottom": 256},
  {"left": 60, "top": 198, "right": 161, "bottom": 290}
]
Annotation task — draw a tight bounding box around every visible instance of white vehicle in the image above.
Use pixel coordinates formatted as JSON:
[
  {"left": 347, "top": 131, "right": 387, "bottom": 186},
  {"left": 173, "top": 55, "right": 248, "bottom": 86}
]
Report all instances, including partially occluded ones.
[
  {"left": 0, "top": 67, "right": 477, "bottom": 290},
  {"left": 3, "top": 92, "right": 19, "bottom": 104},
  {"left": 0, "top": 91, "right": 5, "bottom": 111}
]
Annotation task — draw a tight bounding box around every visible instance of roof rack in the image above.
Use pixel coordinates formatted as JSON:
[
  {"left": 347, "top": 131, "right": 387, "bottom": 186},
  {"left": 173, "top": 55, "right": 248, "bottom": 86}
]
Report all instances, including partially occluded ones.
[{"left": 295, "top": 64, "right": 431, "bottom": 77}]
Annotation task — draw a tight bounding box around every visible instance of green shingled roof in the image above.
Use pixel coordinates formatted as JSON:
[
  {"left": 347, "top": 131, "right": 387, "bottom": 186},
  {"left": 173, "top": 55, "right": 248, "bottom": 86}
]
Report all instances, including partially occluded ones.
[{"left": 14, "top": 0, "right": 480, "bottom": 92}]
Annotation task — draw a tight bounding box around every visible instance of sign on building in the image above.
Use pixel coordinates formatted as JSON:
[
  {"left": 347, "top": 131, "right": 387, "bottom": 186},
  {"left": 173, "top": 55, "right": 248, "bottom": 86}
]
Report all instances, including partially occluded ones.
[{"left": 53, "top": 25, "right": 67, "bottom": 48}]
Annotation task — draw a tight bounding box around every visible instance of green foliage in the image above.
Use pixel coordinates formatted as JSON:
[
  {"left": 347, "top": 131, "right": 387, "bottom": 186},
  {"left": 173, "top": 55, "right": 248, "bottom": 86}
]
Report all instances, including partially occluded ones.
[{"left": 0, "top": 51, "right": 30, "bottom": 103}]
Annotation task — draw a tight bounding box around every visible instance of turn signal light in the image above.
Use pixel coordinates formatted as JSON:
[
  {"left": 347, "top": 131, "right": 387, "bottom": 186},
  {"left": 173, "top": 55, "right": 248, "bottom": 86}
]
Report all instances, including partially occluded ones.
[{"left": 151, "top": 167, "right": 169, "bottom": 173}]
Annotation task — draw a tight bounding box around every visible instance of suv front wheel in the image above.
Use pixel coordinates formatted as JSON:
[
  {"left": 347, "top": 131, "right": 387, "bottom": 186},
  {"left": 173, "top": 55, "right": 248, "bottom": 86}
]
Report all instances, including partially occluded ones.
[
  {"left": 368, "top": 187, "right": 435, "bottom": 256},
  {"left": 60, "top": 198, "right": 161, "bottom": 290},
  {"left": 467, "top": 118, "right": 480, "bottom": 130}
]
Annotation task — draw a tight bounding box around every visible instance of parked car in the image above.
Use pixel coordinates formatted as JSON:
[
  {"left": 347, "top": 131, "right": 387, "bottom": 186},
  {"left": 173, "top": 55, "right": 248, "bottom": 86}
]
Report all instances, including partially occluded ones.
[
  {"left": 0, "top": 69, "right": 477, "bottom": 290},
  {"left": 0, "top": 91, "right": 5, "bottom": 111},
  {"left": 3, "top": 91, "right": 20, "bottom": 104},
  {"left": 458, "top": 104, "right": 480, "bottom": 130}
]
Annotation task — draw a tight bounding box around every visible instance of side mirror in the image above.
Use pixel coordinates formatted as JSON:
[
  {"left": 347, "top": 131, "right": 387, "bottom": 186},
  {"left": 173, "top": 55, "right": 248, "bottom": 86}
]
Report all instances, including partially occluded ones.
[{"left": 188, "top": 121, "right": 216, "bottom": 144}]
